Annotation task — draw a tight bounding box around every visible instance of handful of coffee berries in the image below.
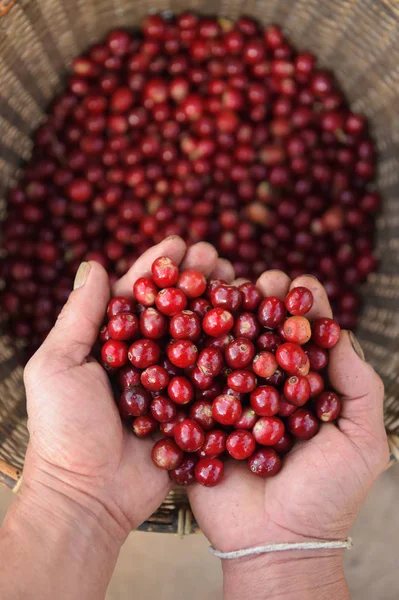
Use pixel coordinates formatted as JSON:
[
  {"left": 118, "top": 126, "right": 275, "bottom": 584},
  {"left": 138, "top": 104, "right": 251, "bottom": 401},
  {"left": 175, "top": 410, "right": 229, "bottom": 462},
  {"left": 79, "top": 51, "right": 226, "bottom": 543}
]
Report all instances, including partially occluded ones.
[{"left": 100, "top": 256, "right": 341, "bottom": 487}]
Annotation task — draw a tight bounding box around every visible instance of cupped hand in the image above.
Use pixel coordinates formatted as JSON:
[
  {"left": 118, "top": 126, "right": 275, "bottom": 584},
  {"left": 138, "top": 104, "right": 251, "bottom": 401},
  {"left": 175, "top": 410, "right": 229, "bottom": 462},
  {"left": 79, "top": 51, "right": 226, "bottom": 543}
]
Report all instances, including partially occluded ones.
[
  {"left": 22, "top": 236, "right": 233, "bottom": 541},
  {"left": 188, "top": 271, "right": 390, "bottom": 553}
]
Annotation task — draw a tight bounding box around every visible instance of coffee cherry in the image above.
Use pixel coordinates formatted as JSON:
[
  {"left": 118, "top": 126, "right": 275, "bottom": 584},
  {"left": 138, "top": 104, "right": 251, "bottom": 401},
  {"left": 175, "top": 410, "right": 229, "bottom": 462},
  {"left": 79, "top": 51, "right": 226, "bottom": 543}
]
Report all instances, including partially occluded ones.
[
  {"left": 252, "top": 416, "right": 285, "bottom": 445},
  {"left": 248, "top": 448, "right": 281, "bottom": 478},
  {"left": 151, "top": 256, "right": 179, "bottom": 287},
  {"left": 195, "top": 458, "right": 224, "bottom": 486},
  {"left": 152, "top": 439, "right": 184, "bottom": 470},
  {"left": 198, "top": 430, "right": 227, "bottom": 458},
  {"left": 141, "top": 365, "right": 169, "bottom": 391},
  {"left": 287, "top": 408, "right": 320, "bottom": 440},
  {"left": 169, "top": 310, "right": 201, "bottom": 340},
  {"left": 285, "top": 286, "right": 314, "bottom": 315},
  {"left": 312, "top": 318, "right": 341, "bottom": 348},
  {"left": 118, "top": 365, "right": 141, "bottom": 389},
  {"left": 167, "top": 339, "right": 198, "bottom": 368},
  {"left": 258, "top": 297, "right": 286, "bottom": 328},
  {"left": 202, "top": 308, "right": 234, "bottom": 337},
  {"left": 133, "top": 277, "right": 158, "bottom": 306},
  {"left": 174, "top": 419, "right": 205, "bottom": 452},
  {"left": 283, "top": 375, "right": 311, "bottom": 406},
  {"left": 210, "top": 284, "right": 242, "bottom": 311},
  {"left": 108, "top": 312, "right": 139, "bottom": 340},
  {"left": 252, "top": 351, "right": 278, "bottom": 377},
  {"left": 155, "top": 287, "right": 188, "bottom": 315},
  {"left": 102, "top": 340, "right": 128, "bottom": 367},
  {"left": 107, "top": 296, "right": 135, "bottom": 318},
  {"left": 168, "top": 376, "right": 194, "bottom": 404},
  {"left": 132, "top": 415, "right": 158, "bottom": 438},
  {"left": 227, "top": 369, "right": 257, "bottom": 393},
  {"left": 276, "top": 342, "right": 309, "bottom": 375},
  {"left": 150, "top": 395, "right": 177, "bottom": 423},
  {"left": 177, "top": 269, "right": 207, "bottom": 298},
  {"left": 226, "top": 430, "right": 256, "bottom": 460},
  {"left": 225, "top": 338, "right": 256, "bottom": 369},
  {"left": 250, "top": 386, "right": 280, "bottom": 416},
  {"left": 189, "top": 400, "right": 215, "bottom": 430},
  {"left": 170, "top": 456, "right": 197, "bottom": 485},
  {"left": 140, "top": 307, "right": 168, "bottom": 339},
  {"left": 283, "top": 316, "right": 312, "bottom": 345},
  {"left": 128, "top": 339, "right": 161, "bottom": 368},
  {"left": 197, "top": 347, "right": 224, "bottom": 376},
  {"left": 212, "top": 394, "right": 242, "bottom": 425},
  {"left": 118, "top": 385, "right": 151, "bottom": 418},
  {"left": 306, "top": 371, "right": 325, "bottom": 397},
  {"left": 315, "top": 391, "right": 341, "bottom": 421},
  {"left": 272, "top": 432, "right": 294, "bottom": 454}
]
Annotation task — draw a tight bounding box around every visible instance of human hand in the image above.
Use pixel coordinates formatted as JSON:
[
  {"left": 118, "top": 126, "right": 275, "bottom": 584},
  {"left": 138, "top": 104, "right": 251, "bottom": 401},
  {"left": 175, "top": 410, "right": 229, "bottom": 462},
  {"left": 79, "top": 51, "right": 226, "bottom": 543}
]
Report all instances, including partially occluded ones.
[
  {"left": 188, "top": 271, "right": 389, "bottom": 599},
  {"left": 21, "top": 237, "right": 234, "bottom": 544}
]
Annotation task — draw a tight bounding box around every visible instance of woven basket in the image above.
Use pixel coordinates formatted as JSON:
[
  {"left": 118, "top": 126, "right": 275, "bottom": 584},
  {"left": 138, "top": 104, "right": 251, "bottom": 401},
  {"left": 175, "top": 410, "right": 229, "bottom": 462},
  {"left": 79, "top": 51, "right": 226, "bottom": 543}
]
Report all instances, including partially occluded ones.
[{"left": 0, "top": 0, "right": 399, "bottom": 535}]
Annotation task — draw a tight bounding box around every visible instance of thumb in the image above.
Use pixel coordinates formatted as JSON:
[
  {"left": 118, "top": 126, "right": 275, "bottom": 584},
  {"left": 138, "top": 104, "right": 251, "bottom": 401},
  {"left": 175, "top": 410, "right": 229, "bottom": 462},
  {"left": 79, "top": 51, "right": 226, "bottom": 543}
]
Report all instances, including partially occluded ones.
[
  {"left": 329, "top": 330, "right": 389, "bottom": 468},
  {"left": 38, "top": 261, "right": 110, "bottom": 366}
]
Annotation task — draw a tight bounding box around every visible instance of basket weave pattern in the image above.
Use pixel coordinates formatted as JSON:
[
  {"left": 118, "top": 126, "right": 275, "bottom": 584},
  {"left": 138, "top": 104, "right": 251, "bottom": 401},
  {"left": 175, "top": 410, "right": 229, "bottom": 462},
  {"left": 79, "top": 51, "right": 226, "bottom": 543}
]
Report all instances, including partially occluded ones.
[{"left": 0, "top": 0, "right": 398, "bottom": 533}]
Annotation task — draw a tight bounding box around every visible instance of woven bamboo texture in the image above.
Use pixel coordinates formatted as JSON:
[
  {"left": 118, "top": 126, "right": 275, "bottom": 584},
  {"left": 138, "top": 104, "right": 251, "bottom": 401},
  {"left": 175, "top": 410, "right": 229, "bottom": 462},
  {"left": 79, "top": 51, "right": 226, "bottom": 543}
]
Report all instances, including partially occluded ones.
[{"left": 0, "top": 0, "right": 398, "bottom": 534}]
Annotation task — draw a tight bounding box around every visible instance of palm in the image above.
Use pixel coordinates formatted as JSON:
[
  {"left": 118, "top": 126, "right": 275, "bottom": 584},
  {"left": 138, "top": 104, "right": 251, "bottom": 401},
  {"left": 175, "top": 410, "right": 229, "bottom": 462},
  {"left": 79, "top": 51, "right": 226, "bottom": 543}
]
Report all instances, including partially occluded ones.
[
  {"left": 189, "top": 425, "right": 368, "bottom": 552},
  {"left": 26, "top": 358, "right": 170, "bottom": 529}
]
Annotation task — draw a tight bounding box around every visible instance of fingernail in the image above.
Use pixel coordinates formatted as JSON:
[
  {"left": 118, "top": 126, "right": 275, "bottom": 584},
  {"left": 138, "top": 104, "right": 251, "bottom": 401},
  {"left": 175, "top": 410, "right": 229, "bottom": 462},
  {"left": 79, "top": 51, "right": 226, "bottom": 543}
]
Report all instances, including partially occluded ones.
[
  {"left": 74, "top": 262, "right": 91, "bottom": 290},
  {"left": 347, "top": 330, "right": 365, "bottom": 361}
]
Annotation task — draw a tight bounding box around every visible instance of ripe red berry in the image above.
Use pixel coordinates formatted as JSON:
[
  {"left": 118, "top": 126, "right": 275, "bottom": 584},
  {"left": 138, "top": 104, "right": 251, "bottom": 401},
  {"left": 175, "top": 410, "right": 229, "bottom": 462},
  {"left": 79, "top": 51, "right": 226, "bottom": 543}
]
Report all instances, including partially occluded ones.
[
  {"left": 107, "top": 296, "right": 135, "bottom": 318},
  {"left": 108, "top": 312, "right": 139, "bottom": 340},
  {"left": 210, "top": 284, "right": 242, "bottom": 312},
  {"left": 248, "top": 448, "right": 281, "bottom": 478},
  {"left": 132, "top": 414, "right": 158, "bottom": 438},
  {"left": 168, "top": 376, "right": 194, "bottom": 404},
  {"left": 226, "top": 430, "right": 256, "bottom": 460},
  {"left": 306, "top": 371, "right": 325, "bottom": 397},
  {"left": 227, "top": 369, "right": 257, "bottom": 393},
  {"left": 283, "top": 316, "right": 312, "bottom": 345},
  {"left": 155, "top": 287, "right": 187, "bottom": 316},
  {"left": 118, "top": 385, "right": 151, "bottom": 418},
  {"left": 128, "top": 339, "right": 161, "bottom": 368},
  {"left": 167, "top": 339, "right": 198, "bottom": 368},
  {"left": 160, "top": 410, "right": 186, "bottom": 438},
  {"left": 198, "top": 430, "right": 227, "bottom": 458},
  {"left": 118, "top": 364, "right": 141, "bottom": 389},
  {"left": 133, "top": 277, "right": 158, "bottom": 306},
  {"left": 304, "top": 343, "right": 329, "bottom": 371},
  {"left": 169, "top": 310, "right": 201, "bottom": 340},
  {"left": 150, "top": 395, "right": 177, "bottom": 423},
  {"left": 101, "top": 339, "right": 128, "bottom": 367},
  {"left": 195, "top": 457, "right": 224, "bottom": 486},
  {"left": 139, "top": 307, "right": 167, "bottom": 339},
  {"left": 252, "top": 351, "right": 278, "bottom": 377},
  {"left": 152, "top": 439, "right": 184, "bottom": 470},
  {"left": 257, "top": 332, "right": 282, "bottom": 353},
  {"left": 276, "top": 342, "right": 309, "bottom": 375},
  {"left": 189, "top": 400, "right": 215, "bottom": 430},
  {"left": 174, "top": 419, "right": 205, "bottom": 452},
  {"left": 189, "top": 297, "right": 212, "bottom": 318},
  {"left": 234, "top": 406, "right": 258, "bottom": 430},
  {"left": 197, "top": 347, "right": 224, "bottom": 376},
  {"left": 177, "top": 269, "right": 207, "bottom": 298},
  {"left": 141, "top": 365, "right": 169, "bottom": 391},
  {"left": 315, "top": 391, "right": 341, "bottom": 421},
  {"left": 252, "top": 416, "right": 285, "bottom": 445},
  {"left": 272, "top": 432, "right": 294, "bottom": 455},
  {"left": 283, "top": 375, "right": 311, "bottom": 406},
  {"left": 170, "top": 456, "right": 197, "bottom": 486},
  {"left": 233, "top": 312, "right": 260, "bottom": 340},
  {"left": 250, "top": 386, "right": 280, "bottom": 416},
  {"left": 285, "top": 286, "right": 314, "bottom": 315},
  {"left": 151, "top": 256, "right": 179, "bottom": 287},
  {"left": 212, "top": 394, "right": 242, "bottom": 425},
  {"left": 312, "top": 318, "right": 341, "bottom": 348},
  {"left": 258, "top": 296, "right": 286, "bottom": 328},
  {"left": 287, "top": 408, "right": 320, "bottom": 439},
  {"left": 278, "top": 396, "right": 297, "bottom": 417},
  {"left": 239, "top": 282, "right": 262, "bottom": 310},
  {"left": 225, "top": 338, "right": 255, "bottom": 369},
  {"left": 202, "top": 308, "right": 234, "bottom": 337}
]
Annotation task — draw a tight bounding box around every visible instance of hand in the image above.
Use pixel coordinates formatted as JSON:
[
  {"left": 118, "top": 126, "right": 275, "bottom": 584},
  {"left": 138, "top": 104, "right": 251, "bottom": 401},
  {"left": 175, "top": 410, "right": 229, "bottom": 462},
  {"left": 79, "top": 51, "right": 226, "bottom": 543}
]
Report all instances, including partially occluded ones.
[
  {"left": 188, "top": 271, "right": 389, "bottom": 598},
  {"left": 21, "top": 236, "right": 234, "bottom": 543}
]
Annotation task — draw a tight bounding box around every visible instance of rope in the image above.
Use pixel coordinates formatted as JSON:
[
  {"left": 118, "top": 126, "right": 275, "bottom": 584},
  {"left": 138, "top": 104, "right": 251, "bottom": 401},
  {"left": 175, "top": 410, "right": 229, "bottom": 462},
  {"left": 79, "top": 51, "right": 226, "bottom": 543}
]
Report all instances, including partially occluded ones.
[{"left": 209, "top": 537, "right": 353, "bottom": 559}]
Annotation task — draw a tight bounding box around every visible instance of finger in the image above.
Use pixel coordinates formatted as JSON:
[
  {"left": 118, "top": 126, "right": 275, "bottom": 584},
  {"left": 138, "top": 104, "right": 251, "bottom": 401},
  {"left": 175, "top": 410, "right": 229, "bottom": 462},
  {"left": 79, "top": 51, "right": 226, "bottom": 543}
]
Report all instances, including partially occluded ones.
[
  {"left": 232, "top": 278, "right": 250, "bottom": 287},
  {"left": 289, "top": 275, "right": 332, "bottom": 320},
  {"left": 209, "top": 258, "right": 235, "bottom": 283},
  {"left": 180, "top": 241, "right": 219, "bottom": 276},
  {"left": 256, "top": 270, "right": 291, "bottom": 300},
  {"left": 36, "top": 261, "right": 110, "bottom": 365},
  {"left": 113, "top": 236, "right": 187, "bottom": 296},
  {"left": 330, "top": 331, "right": 388, "bottom": 469}
]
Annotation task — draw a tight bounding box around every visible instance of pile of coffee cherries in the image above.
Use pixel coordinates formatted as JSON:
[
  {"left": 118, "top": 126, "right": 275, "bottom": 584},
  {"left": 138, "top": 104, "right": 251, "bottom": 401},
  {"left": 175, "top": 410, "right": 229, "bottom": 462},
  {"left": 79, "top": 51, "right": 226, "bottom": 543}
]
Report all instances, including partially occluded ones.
[
  {"left": 1, "top": 13, "right": 379, "bottom": 354},
  {"left": 100, "top": 256, "right": 341, "bottom": 487}
]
